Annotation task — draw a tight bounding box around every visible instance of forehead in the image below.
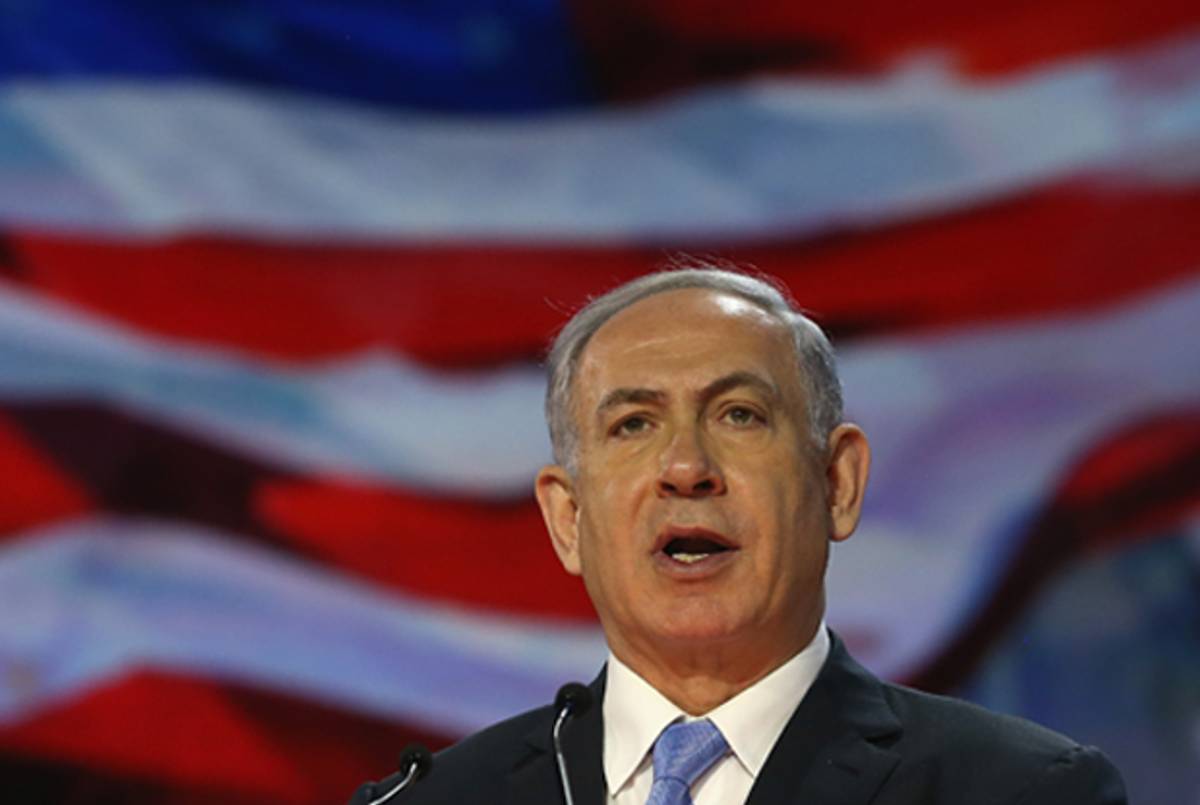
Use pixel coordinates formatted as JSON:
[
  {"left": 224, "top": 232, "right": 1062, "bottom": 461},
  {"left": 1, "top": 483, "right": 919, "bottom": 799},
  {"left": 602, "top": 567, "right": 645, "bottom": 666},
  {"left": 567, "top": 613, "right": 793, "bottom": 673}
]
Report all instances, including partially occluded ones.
[{"left": 574, "top": 288, "right": 797, "bottom": 400}]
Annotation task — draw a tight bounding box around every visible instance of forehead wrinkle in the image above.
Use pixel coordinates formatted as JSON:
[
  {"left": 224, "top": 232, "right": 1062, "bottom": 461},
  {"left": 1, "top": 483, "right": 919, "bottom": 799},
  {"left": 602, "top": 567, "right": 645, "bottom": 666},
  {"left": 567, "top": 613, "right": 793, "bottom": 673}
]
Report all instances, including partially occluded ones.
[{"left": 569, "top": 287, "right": 802, "bottom": 449}]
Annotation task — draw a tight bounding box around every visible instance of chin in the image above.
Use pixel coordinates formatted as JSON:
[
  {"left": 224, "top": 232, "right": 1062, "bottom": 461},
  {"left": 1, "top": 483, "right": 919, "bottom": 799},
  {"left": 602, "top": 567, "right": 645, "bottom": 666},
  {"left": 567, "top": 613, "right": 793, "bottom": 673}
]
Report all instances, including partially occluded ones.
[{"left": 653, "top": 606, "right": 747, "bottom": 644}]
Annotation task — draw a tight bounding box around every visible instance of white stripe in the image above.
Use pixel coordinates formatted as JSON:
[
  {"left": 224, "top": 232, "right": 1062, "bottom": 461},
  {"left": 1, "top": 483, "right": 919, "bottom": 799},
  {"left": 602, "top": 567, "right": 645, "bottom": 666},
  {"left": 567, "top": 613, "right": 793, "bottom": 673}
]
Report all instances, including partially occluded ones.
[
  {"left": 1, "top": 33, "right": 1198, "bottom": 240},
  {"left": 0, "top": 284, "right": 553, "bottom": 496},
  {"left": 0, "top": 517, "right": 606, "bottom": 732}
]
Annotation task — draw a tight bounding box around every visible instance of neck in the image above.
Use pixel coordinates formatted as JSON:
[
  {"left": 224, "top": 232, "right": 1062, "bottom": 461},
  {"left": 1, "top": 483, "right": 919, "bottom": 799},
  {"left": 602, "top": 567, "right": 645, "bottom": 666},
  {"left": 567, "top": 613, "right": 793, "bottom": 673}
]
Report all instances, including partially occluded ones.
[{"left": 609, "top": 619, "right": 823, "bottom": 715}]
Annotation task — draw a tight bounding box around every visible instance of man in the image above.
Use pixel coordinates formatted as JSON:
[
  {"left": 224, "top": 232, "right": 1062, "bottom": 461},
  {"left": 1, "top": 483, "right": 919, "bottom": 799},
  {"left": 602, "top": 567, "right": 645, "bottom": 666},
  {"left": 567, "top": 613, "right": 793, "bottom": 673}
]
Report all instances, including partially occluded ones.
[{"left": 351, "top": 265, "right": 1126, "bottom": 804}]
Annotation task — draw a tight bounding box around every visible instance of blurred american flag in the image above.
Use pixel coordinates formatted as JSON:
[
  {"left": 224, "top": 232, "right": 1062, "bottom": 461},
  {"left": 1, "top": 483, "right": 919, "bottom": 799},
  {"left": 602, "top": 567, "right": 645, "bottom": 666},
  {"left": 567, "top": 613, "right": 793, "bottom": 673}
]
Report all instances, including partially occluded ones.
[{"left": 0, "top": 2, "right": 1198, "bottom": 802}]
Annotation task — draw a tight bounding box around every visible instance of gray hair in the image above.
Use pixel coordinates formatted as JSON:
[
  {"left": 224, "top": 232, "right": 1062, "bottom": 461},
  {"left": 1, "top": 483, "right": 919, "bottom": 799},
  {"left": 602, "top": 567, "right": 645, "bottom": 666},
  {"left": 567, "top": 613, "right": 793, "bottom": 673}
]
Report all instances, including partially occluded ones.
[{"left": 544, "top": 259, "right": 844, "bottom": 470}]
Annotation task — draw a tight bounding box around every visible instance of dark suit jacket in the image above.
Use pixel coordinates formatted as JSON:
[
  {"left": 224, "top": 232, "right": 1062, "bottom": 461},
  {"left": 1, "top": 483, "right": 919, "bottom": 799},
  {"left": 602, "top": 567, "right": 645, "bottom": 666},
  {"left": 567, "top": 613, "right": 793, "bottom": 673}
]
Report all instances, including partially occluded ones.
[{"left": 349, "top": 633, "right": 1126, "bottom": 804}]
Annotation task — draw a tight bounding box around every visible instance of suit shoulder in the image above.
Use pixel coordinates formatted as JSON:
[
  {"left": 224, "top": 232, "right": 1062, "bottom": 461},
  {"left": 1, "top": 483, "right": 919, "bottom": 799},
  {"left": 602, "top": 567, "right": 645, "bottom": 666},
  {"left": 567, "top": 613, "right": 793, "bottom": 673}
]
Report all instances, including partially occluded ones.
[
  {"left": 879, "top": 682, "right": 1126, "bottom": 803},
  {"left": 883, "top": 681, "right": 1074, "bottom": 757},
  {"left": 434, "top": 702, "right": 555, "bottom": 776},
  {"left": 350, "top": 703, "right": 555, "bottom": 805}
]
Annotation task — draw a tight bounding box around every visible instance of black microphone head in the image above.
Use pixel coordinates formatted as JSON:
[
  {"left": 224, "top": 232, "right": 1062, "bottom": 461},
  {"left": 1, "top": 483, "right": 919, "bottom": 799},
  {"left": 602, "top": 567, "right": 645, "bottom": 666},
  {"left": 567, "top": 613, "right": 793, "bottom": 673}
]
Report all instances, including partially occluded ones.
[
  {"left": 397, "top": 742, "right": 434, "bottom": 781},
  {"left": 554, "top": 682, "right": 593, "bottom": 717}
]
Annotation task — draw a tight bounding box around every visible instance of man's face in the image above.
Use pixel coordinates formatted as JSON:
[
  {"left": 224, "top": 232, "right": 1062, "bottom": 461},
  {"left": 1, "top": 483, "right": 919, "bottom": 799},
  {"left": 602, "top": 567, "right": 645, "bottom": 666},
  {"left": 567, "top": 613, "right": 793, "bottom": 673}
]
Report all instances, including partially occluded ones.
[{"left": 536, "top": 288, "right": 866, "bottom": 674}]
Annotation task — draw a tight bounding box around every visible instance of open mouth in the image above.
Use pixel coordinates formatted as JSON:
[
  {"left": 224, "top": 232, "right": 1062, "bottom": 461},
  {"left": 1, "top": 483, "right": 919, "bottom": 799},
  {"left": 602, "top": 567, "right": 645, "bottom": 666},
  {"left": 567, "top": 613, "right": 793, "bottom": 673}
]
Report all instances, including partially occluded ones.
[{"left": 661, "top": 534, "right": 735, "bottom": 564}]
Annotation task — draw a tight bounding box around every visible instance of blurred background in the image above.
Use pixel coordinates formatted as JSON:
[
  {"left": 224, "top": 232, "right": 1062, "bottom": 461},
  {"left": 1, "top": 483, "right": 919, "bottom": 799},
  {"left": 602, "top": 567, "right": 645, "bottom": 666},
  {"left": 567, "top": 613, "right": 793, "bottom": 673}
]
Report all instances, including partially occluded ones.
[{"left": 1, "top": 1, "right": 1198, "bottom": 803}]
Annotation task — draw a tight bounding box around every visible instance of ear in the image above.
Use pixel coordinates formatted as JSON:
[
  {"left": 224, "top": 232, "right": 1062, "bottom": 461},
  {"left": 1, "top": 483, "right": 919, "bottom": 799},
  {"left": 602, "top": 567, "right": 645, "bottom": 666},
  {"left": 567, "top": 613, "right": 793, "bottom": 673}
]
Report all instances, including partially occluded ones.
[
  {"left": 825, "top": 423, "right": 870, "bottom": 542},
  {"left": 534, "top": 464, "right": 583, "bottom": 575}
]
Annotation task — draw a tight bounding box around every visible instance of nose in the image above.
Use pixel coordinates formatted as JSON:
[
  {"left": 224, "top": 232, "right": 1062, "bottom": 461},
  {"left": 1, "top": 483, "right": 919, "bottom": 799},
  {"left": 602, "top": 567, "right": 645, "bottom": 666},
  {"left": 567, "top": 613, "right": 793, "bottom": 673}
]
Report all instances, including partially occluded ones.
[{"left": 655, "top": 427, "right": 726, "bottom": 498}]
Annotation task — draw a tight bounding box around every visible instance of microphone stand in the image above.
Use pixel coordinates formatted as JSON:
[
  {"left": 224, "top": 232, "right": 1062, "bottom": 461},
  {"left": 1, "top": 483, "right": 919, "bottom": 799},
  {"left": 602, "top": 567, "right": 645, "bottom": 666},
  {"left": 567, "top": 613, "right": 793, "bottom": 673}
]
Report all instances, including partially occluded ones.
[{"left": 552, "top": 683, "right": 593, "bottom": 805}]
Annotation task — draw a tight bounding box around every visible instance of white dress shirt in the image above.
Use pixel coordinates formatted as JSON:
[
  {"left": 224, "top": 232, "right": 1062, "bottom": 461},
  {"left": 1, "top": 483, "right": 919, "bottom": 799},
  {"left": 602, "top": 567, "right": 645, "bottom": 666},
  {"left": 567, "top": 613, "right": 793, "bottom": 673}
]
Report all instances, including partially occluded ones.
[{"left": 602, "top": 625, "right": 830, "bottom": 805}]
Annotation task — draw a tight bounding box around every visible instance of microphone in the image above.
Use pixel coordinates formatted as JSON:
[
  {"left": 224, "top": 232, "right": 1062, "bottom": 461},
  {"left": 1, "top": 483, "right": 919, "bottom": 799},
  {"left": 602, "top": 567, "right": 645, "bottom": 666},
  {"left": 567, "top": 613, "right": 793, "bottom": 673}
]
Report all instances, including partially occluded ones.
[
  {"left": 552, "top": 682, "right": 593, "bottom": 805},
  {"left": 365, "top": 742, "right": 433, "bottom": 805}
]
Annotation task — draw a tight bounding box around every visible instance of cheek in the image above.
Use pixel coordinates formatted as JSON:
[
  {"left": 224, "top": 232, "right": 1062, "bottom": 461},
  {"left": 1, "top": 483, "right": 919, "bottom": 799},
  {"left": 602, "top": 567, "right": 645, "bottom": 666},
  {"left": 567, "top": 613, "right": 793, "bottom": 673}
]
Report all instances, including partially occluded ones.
[
  {"left": 747, "top": 471, "right": 825, "bottom": 552},
  {"left": 584, "top": 463, "right": 655, "bottom": 523},
  {"left": 575, "top": 500, "right": 629, "bottom": 574}
]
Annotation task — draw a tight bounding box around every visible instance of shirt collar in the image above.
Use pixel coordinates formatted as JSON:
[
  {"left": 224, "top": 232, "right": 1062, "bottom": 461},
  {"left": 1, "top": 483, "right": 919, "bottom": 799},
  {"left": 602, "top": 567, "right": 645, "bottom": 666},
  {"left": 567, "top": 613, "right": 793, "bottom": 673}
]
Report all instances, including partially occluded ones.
[
  {"left": 603, "top": 652, "right": 683, "bottom": 797},
  {"left": 601, "top": 624, "right": 830, "bottom": 796}
]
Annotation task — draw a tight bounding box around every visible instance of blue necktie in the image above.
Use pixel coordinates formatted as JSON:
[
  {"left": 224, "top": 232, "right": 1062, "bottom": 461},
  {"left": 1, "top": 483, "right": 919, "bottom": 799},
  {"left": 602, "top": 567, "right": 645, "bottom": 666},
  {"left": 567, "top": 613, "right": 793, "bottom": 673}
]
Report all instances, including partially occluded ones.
[{"left": 644, "top": 719, "right": 729, "bottom": 805}]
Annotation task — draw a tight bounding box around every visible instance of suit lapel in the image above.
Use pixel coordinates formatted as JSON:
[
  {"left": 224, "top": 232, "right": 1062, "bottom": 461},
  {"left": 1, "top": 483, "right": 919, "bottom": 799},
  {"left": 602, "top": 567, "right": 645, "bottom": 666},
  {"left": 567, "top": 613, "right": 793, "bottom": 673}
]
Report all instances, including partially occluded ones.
[
  {"left": 746, "top": 633, "right": 902, "bottom": 805},
  {"left": 507, "top": 673, "right": 606, "bottom": 805}
]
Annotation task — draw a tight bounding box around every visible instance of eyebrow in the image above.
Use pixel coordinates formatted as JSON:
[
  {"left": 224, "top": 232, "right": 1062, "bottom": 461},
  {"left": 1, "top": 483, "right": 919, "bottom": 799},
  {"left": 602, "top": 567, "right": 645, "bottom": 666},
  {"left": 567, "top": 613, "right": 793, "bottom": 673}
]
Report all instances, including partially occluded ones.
[
  {"left": 594, "top": 371, "right": 779, "bottom": 418},
  {"left": 596, "top": 387, "right": 667, "bottom": 415},
  {"left": 698, "top": 371, "right": 779, "bottom": 405}
]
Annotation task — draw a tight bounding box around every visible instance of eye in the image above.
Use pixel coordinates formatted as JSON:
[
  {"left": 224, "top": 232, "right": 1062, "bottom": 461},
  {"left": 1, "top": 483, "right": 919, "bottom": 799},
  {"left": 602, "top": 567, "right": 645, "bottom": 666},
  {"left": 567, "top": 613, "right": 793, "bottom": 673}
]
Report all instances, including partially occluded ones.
[
  {"left": 721, "top": 405, "right": 764, "bottom": 428},
  {"left": 612, "top": 415, "right": 652, "bottom": 437}
]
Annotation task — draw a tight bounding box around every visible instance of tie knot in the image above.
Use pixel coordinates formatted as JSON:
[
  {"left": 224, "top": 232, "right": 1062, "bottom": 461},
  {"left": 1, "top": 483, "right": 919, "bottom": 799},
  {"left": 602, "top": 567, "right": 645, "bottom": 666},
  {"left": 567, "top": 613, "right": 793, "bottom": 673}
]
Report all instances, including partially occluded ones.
[{"left": 652, "top": 719, "right": 729, "bottom": 789}]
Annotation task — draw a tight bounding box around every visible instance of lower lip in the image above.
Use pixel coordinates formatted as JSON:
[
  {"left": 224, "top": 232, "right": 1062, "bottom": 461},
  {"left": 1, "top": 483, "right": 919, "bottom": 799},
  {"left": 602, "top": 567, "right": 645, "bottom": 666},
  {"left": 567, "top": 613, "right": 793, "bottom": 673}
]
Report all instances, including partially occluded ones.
[{"left": 652, "top": 549, "right": 739, "bottom": 579}]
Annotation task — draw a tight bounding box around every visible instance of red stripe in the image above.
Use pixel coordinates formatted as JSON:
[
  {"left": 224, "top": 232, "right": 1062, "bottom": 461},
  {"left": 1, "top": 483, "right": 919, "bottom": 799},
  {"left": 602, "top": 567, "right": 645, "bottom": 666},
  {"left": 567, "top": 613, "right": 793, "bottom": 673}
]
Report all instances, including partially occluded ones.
[
  {"left": 0, "top": 412, "right": 92, "bottom": 534},
  {"left": 571, "top": 0, "right": 1200, "bottom": 103},
  {"left": 0, "top": 673, "right": 307, "bottom": 803},
  {"left": 911, "top": 408, "right": 1200, "bottom": 692},
  {"left": 6, "top": 184, "right": 1200, "bottom": 365},
  {"left": 5, "top": 402, "right": 281, "bottom": 548},
  {"left": 256, "top": 479, "right": 596, "bottom": 620},
  {"left": 0, "top": 670, "right": 451, "bottom": 805}
]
